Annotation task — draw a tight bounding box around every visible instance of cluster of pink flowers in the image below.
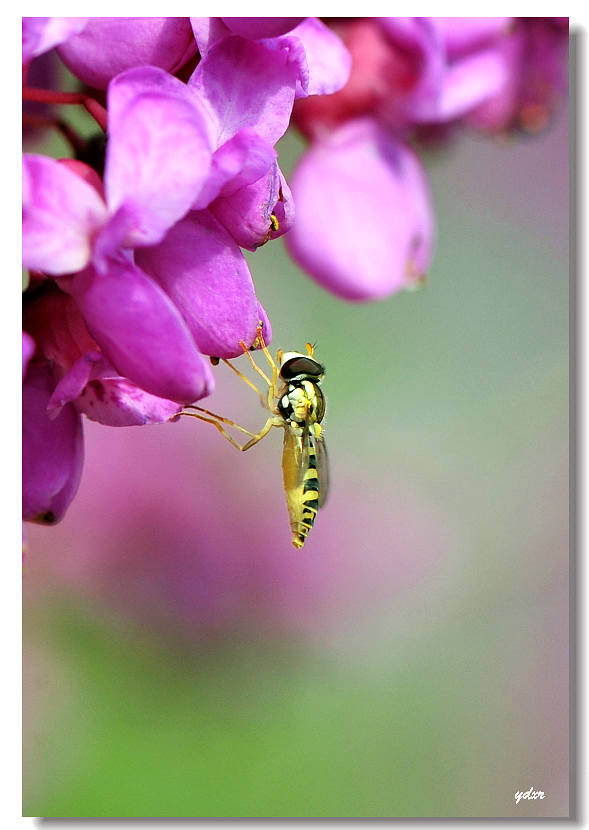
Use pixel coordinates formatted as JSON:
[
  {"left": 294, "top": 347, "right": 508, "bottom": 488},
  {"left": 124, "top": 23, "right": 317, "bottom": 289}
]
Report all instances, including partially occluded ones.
[{"left": 22, "top": 17, "right": 568, "bottom": 525}]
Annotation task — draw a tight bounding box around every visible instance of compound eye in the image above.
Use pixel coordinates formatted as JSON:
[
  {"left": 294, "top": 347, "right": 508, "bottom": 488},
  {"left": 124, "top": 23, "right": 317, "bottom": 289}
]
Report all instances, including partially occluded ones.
[{"left": 280, "top": 356, "right": 324, "bottom": 380}]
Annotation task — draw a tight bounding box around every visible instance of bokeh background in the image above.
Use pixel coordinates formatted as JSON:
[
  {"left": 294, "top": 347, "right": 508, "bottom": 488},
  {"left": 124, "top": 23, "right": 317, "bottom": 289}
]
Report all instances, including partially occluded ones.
[{"left": 23, "top": 65, "right": 569, "bottom": 817}]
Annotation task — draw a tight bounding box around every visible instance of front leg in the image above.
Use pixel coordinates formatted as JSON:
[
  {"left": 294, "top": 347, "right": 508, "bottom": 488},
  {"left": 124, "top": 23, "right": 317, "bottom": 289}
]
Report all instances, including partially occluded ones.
[{"left": 179, "top": 409, "right": 283, "bottom": 451}]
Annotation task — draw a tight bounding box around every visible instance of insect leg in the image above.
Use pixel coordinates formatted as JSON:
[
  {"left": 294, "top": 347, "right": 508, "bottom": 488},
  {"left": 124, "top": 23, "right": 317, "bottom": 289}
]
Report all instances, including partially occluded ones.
[
  {"left": 241, "top": 416, "right": 283, "bottom": 451},
  {"left": 180, "top": 409, "right": 281, "bottom": 452},
  {"left": 253, "top": 323, "right": 279, "bottom": 375},
  {"left": 238, "top": 342, "right": 272, "bottom": 387},
  {"left": 180, "top": 411, "right": 253, "bottom": 451},
  {"left": 182, "top": 405, "right": 258, "bottom": 437},
  {"left": 220, "top": 358, "right": 266, "bottom": 405}
]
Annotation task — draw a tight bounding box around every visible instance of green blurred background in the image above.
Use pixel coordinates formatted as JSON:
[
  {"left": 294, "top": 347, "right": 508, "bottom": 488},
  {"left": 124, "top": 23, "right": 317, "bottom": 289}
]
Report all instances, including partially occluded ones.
[{"left": 23, "top": 83, "right": 569, "bottom": 817}]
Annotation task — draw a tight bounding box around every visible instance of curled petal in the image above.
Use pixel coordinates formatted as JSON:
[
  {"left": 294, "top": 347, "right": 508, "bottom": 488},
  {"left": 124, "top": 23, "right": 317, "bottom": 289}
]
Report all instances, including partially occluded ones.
[
  {"left": 209, "top": 162, "right": 294, "bottom": 251},
  {"left": 189, "top": 36, "right": 298, "bottom": 147},
  {"left": 66, "top": 261, "right": 214, "bottom": 403},
  {"left": 284, "top": 119, "right": 435, "bottom": 300},
  {"left": 413, "top": 47, "right": 510, "bottom": 123},
  {"left": 47, "top": 349, "right": 115, "bottom": 413},
  {"left": 190, "top": 17, "right": 231, "bottom": 58},
  {"left": 22, "top": 154, "right": 108, "bottom": 275},
  {"left": 379, "top": 18, "right": 446, "bottom": 126},
  {"left": 221, "top": 18, "right": 305, "bottom": 39},
  {"left": 136, "top": 212, "right": 259, "bottom": 358},
  {"left": 280, "top": 18, "right": 352, "bottom": 98},
  {"left": 193, "top": 129, "right": 277, "bottom": 210},
  {"left": 49, "top": 351, "right": 182, "bottom": 426},
  {"left": 57, "top": 18, "right": 197, "bottom": 89},
  {"left": 22, "top": 17, "right": 88, "bottom": 63},
  {"left": 270, "top": 167, "right": 295, "bottom": 241},
  {"left": 23, "top": 362, "right": 84, "bottom": 524},
  {"left": 104, "top": 92, "right": 212, "bottom": 247},
  {"left": 380, "top": 18, "right": 511, "bottom": 125},
  {"left": 76, "top": 378, "right": 182, "bottom": 426}
]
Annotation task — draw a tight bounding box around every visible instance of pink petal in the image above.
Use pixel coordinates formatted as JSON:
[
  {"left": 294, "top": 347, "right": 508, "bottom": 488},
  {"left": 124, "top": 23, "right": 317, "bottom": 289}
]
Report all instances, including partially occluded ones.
[
  {"left": 106, "top": 66, "right": 206, "bottom": 134},
  {"left": 189, "top": 36, "right": 298, "bottom": 147},
  {"left": 136, "top": 212, "right": 260, "bottom": 358},
  {"left": 416, "top": 47, "right": 510, "bottom": 123},
  {"left": 192, "top": 128, "right": 277, "bottom": 210},
  {"left": 66, "top": 261, "right": 214, "bottom": 403},
  {"left": 379, "top": 18, "right": 446, "bottom": 127},
  {"left": 284, "top": 118, "right": 435, "bottom": 300},
  {"left": 77, "top": 378, "right": 183, "bottom": 426},
  {"left": 57, "top": 17, "right": 197, "bottom": 89},
  {"left": 104, "top": 92, "right": 212, "bottom": 247},
  {"left": 49, "top": 351, "right": 182, "bottom": 426},
  {"left": 281, "top": 18, "right": 352, "bottom": 97},
  {"left": 22, "top": 17, "right": 88, "bottom": 63},
  {"left": 190, "top": 17, "right": 231, "bottom": 57},
  {"left": 47, "top": 349, "right": 115, "bottom": 412},
  {"left": 271, "top": 170, "right": 295, "bottom": 242},
  {"left": 22, "top": 154, "right": 108, "bottom": 275},
  {"left": 209, "top": 162, "right": 294, "bottom": 251},
  {"left": 221, "top": 18, "right": 305, "bottom": 39},
  {"left": 432, "top": 17, "right": 514, "bottom": 58},
  {"left": 22, "top": 361, "right": 84, "bottom": 524}
]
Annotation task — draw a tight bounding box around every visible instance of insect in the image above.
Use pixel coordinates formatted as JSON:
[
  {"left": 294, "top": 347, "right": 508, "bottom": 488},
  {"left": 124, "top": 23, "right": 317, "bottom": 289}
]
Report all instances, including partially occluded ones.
[{"left": 180, "top": 324, "right": 329, "bottom": 549}]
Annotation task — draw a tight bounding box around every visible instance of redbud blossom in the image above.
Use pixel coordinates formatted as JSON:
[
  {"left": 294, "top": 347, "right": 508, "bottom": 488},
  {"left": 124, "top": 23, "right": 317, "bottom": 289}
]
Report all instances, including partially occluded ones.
[
  {"left": 22, "top": 361, "right": 84, "bottom": 524},
  {"left": 285, "top": 119, "right": 434, "bottom": 300}
]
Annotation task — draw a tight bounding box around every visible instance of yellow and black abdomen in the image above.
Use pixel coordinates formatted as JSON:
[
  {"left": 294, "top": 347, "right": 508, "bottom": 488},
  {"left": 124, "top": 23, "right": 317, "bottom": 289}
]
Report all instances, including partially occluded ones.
[{"left": 282, "top": 428, "right": 320, "bottom": 549}]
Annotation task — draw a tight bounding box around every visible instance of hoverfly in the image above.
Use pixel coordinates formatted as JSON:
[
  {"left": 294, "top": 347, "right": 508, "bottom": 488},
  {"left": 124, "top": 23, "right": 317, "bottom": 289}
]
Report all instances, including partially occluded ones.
[{"left": 180, "top": 324, "right": 328, "bottom": 548}]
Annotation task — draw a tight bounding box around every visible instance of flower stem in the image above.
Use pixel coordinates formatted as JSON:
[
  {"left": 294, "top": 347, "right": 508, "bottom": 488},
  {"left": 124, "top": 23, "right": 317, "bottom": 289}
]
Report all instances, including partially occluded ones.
[{"left": 22, "top": 87, "right": 108, "bottom": 131}]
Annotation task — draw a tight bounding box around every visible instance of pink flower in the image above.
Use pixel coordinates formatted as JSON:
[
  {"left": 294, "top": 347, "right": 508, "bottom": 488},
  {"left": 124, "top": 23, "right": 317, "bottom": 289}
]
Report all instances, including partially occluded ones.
[
  {"left": 22, "top": 17, "right": 567, "bottom": 524},
  {"left": 23, "top": 284, "right": 182, "bottom": 426},
  {"left": 286, "top": 16, "right": 566, "bottom": 300},
  {"left": 22, "top": 19, "right": 347, "bottom": 523},
  {"left": 285, "top": 119, "right": 434, "bottom": 299},
  {"left": 22, "top": 361, "right": 84, "bottom": 525}
]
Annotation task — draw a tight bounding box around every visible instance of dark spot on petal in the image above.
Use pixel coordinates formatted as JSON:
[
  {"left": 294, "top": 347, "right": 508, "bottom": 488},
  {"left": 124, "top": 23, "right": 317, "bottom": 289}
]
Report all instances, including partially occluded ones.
[
  {"left": 89, "top": 379, "right": 105, "bottom": 401},
  {"left": 37, "top": 510, "right": 56, "bottom": 524}
]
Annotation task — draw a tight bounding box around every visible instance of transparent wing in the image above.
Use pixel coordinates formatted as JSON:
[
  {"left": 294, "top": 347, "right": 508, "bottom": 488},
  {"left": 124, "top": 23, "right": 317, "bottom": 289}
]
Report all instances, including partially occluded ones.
[
  {"left": 314, "top": 432, "right": 329, "bottom": 508},
  {"left": 299, "top": 426, "right": 329, "bottom": 508}
]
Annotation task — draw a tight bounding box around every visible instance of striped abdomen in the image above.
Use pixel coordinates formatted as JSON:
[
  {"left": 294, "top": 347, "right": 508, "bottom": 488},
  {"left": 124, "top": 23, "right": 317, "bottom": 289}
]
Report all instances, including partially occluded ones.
[{"left": 282, "top": 428, "right": 320, "bottom": 549}]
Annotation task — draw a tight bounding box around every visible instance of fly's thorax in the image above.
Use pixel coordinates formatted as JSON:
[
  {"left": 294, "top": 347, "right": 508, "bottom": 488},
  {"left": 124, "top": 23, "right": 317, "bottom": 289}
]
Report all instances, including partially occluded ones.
[{"left": 277, "top": 379, "right": 325, "bottom": 426}]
